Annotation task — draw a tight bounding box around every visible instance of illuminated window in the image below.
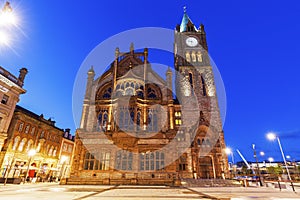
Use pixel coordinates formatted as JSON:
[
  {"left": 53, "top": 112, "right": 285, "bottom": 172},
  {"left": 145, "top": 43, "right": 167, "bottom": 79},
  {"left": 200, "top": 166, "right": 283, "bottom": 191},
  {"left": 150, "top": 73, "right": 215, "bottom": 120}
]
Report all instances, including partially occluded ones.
[
  {"left": 18, "top": 122, "right": 24, "bottom": 132},
  {"left": 115, "top": 150, "right": 133, "bottom": 171},
  {"left": 30, "top": 127, "right": 35, "bottom": 136},
  {"left": 191, "top": 52, "right": 196, "bottom": 62},
  {"left": 197, "top": 52, "right": 202, "bottom": 62},
  {"left": 26, "top": 140, "right": 33, "bottom": 152},
  {"left": 18, "top": 138, "right": 26, "bottom": 152},
  {"left": 12, "top": 137, "right": 20, "bottom": 150},
  {"left": 24, "top": 125, "right": 30, "bottom": 134},
  {"left": 140, "top": 152, "right": 164, "bottom": 171},
  {"left": 84, "top": 151, "right": 111, "bottom": 170},
  {"left": 175, "top": 111, "right": 182, "bottom": 125},
  {"left": 185, "top": 52, "right": 191, "bottom": 62}
]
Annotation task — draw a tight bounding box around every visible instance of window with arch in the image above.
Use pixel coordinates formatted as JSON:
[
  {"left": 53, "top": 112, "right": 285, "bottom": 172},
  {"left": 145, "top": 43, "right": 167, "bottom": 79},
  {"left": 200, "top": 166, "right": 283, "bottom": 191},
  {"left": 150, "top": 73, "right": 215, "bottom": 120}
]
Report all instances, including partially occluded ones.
[
  {"left": 185, "top": 52, "right": 191, "bottom": 62},
  {"left": 18, "top": 122, "right": 24, "bottom": 132},
  {"left": 197, "top": 52, "right": 202, "bottom": 62},
  {"left": 12, "top": 137, "right": 20, "bottom": 150},
  {"left": 115, "top": 150, "right": 133, "bottom": 170},
  {"left": 18, "top": 138, "right": 26, "bottom": 152},
  {"left": 97, "top": 110, "right": 108, "bottom": 131},
  {"left": 53, "top": 147, "right": 57, "bottom": 157},
  {"left": 24, "top": 125, "right": 30, "bottom": 134},
  {"left": 102, "top": 87, "right": 112, "bottom": 99},
  {"left": 48, "top": 146, "right": 54, "bottom": 156},
  {"left": 147, "top": 87, "right": 157, "bottom": 99},
  {"left": 26, "top": 140, "right": 33, "bottom": 152},
  {"left": 30, "top": 127, "right": 35, "bottom": 136},
  {"left": 191, "top": 52, "right": 196, "bottom": 62},
  {"left": 36, "top": 142, "right": 42, "bottom": 152}
]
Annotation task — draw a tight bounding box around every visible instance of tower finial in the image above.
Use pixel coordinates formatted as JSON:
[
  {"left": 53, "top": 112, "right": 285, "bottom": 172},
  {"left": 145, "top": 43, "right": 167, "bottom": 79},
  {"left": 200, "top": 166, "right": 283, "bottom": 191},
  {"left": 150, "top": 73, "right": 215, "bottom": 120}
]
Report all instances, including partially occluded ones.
[{"left": 183, "top": 6, "right": 187, "bottom": 13}]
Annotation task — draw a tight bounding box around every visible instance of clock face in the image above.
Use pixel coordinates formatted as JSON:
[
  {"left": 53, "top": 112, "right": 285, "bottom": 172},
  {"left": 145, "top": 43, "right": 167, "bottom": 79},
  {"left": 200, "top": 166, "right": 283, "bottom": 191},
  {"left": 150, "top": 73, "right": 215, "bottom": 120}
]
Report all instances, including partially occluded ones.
[{"left": 186, "top": 37, "right": 198, "bottom": 47}]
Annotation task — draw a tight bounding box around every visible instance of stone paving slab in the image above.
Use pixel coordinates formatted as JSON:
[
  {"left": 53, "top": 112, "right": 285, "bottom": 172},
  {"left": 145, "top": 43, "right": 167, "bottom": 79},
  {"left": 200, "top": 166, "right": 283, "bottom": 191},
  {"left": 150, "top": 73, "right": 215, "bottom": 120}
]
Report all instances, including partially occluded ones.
[{"left": 1, "top": 183, "right": 300, "bottom": 199}]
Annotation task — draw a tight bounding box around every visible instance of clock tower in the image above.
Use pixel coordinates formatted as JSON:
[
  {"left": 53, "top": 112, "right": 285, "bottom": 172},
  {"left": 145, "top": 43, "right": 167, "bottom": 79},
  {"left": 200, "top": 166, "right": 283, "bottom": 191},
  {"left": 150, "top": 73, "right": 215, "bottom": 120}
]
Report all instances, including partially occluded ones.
[{"left": 174, "top": 10, "right": 229, "bottom": 179}]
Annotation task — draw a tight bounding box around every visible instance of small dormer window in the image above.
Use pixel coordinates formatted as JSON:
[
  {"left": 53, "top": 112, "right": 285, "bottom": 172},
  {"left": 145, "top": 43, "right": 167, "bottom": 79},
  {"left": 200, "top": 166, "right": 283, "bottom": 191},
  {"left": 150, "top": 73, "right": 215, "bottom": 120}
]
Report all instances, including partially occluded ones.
[{"left": 1, "top": 94, "right": 9, "bottom": 104}]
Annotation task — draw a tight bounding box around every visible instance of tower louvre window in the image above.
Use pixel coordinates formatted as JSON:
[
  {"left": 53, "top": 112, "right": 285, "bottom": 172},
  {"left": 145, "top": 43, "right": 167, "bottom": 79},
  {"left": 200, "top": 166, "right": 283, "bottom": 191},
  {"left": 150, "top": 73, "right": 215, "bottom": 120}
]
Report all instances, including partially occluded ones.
[
  {"left": 191, "top": 52, "right": 196, "bottom": 62},
  {"left": 185, "top": 52, "right": 191, "bottom": 62},
  {"left": 201, "top": 75, "right": 207, "bottom": 96},
  {"left": 197, "top": 52, "right": 202, "bottom": 62}
]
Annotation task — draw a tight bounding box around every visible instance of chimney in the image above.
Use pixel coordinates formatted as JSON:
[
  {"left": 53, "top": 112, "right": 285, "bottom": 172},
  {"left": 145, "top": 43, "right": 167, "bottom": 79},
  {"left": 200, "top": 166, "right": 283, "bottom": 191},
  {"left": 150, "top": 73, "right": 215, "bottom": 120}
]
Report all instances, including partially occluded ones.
[{"left": 18, "top": 68, "right": 28, "bottom": 87}]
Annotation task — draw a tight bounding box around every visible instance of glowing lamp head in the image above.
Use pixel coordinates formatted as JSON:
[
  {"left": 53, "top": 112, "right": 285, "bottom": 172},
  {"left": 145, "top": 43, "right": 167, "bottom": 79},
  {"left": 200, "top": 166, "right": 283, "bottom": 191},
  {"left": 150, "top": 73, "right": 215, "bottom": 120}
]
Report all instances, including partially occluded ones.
[
  {"left": 286, "top": 155, "right": 291, "bottom": 159},
  {"left": 225, "top": 147, "right": 232, "bottom": 155},
  {"left": 260, "top": 151, "right": 265, "bottom": 156},
  {"left": 28, "top": 149, "right": 36, "bottom": 157},
  {"left": 61, "top": 155, "right": 68, "bottom": 163},
  {"left": 266, "top": 132, "right": 277, "bottom": 141},
  {"left": 268, "top": 157, "right": 274, "bottom": 162}
]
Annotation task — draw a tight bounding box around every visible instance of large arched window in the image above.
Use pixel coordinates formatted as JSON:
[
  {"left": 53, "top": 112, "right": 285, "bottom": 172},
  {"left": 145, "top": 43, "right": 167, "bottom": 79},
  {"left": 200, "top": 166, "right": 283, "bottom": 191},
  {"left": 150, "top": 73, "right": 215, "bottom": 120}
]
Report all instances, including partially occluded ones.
[
  {"left": 147, "top": 110, "right": 158, "bottom": 132},
  {"left": 18, "top": 138, "right": 26, "bottom": 152},
  {"left": 26, "top": 140, "right": 33, "bottom": 152},
  {"left": 12, "top": 137, "right": 20, "bottom": 151},
  {"left": 119, "top": 111, "right": 124, "bottom": 129},
  {"left": 129, "top": 110, "right": 134, "bottom": 130},
  {"left": 136, "top": 111, "right": 141, "bottom": 131}
]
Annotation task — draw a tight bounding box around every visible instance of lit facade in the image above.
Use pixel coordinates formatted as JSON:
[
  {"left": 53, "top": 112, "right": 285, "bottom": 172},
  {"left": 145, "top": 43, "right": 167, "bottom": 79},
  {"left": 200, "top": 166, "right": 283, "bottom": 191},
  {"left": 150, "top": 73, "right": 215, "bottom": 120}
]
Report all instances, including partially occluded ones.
[
  {"left": 0, "top": 67, "right": 27, "bottom": 152},
  {"left": 67, "top": 12, "right": 228, "bottom": 185},
  {"left": 0, "top": 105, "right": 72, "bottom": 182}
]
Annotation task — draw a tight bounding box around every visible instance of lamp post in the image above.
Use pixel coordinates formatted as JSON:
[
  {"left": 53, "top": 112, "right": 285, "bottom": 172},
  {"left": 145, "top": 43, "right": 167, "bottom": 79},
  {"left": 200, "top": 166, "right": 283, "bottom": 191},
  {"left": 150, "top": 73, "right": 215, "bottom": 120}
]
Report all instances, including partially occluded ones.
[
  {"left": 225, "top": 147, "right": 235, "bottom": 178},
  {"left": 59, "top": 156, "right": 67, "bottom": 181},
  {"left": 24, "top": 149, "right": 36, "bottom": 183},
  {"left": 266, "top": 132, "right": 295, "bottom": 192},
  {"left": 252, "top": 144, "right": 263, "bottom": 186}
]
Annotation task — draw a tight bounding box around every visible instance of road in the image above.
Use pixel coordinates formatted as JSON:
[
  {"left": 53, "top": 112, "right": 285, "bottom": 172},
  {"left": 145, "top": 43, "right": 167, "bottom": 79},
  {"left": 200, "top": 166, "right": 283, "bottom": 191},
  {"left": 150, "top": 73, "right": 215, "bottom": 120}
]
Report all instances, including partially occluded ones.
[{"left": 0, "top": 182, "right": 300, "bottom": 199}]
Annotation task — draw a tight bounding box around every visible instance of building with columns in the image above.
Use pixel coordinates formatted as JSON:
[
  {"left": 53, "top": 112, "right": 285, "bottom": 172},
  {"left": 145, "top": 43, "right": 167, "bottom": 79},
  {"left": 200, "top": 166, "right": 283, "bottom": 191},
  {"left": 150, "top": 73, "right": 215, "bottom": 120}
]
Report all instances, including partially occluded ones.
[
  {"left": 67, "top": 11, "right": 228, "bottom": 185},
  {"left": 0, "top": 66, "right": 27, "bottom": 152}
]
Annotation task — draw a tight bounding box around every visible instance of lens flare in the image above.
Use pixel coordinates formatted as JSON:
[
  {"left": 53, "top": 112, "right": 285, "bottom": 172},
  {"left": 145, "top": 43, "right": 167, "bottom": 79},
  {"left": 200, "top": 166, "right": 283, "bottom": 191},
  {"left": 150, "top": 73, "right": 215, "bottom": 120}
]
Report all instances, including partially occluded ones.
[{"left": 0, "top": 30, "right": 10, "bottom": 46}]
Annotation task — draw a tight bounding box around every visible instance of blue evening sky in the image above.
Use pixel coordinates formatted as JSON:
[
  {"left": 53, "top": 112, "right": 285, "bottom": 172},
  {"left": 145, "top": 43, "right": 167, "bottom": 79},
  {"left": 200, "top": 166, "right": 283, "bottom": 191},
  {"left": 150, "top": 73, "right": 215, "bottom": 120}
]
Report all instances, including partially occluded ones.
[{"left": 1, "top": 0, "right": 300, "bottom": 163}]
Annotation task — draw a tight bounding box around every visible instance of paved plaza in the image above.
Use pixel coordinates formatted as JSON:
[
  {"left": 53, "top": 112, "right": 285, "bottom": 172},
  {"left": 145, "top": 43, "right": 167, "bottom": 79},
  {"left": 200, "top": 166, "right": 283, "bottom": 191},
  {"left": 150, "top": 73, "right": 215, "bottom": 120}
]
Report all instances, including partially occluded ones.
[{"left": 0, "top": 183, "right": 300, "bottom": 200}]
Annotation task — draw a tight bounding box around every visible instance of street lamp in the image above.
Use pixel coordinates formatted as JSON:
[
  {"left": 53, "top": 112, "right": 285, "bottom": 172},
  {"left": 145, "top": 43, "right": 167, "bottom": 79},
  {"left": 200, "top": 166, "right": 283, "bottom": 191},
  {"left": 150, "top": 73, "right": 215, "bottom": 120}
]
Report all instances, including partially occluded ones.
[
  {"left": 225, "top": 147, "right": 235, "bottom": 177},
  {"left": 252, "top": 144, "right": 263, "bottom": 186},
  {"left": 60, "top": 156, "right": 68, "bottom": 181},
  {"left": 260, "top": 151, "right": 265, "bottom": 156},
  {"left": 24, "top": 149, "right": 36, "bottom": 183},
  {"left": 266, "top": 132, "right": 295, "bottom": 192}
]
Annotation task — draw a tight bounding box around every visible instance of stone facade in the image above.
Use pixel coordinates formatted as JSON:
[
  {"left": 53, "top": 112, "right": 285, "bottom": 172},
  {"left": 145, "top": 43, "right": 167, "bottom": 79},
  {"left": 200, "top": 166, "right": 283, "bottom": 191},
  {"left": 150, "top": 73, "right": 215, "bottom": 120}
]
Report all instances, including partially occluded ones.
[
  {"left": 0, "top": 105, "right": 73, "bottom": 182},
  {"left": 58, "top": 129, "right": 75, "bottom": 180},
  {"left": 67, "top": 11, "right": 228, "bottom": 185},
  {"left": 0, "top": 67, "right": 27, "bottom": 151}
]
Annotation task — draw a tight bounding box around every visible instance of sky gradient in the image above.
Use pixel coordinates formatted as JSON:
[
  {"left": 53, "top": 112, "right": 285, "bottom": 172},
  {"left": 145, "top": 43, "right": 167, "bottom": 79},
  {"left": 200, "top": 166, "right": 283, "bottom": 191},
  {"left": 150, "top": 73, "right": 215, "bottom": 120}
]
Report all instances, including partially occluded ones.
[{"left": 1, "top": 0, "right": 300, "bottom": 163}]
